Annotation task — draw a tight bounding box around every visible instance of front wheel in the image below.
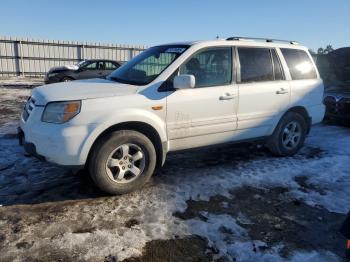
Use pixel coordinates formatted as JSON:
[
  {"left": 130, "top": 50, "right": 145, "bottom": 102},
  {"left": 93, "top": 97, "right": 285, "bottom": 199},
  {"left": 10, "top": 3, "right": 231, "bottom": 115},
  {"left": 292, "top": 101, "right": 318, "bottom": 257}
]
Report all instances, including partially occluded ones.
[
  {"left": 89, "top": 130, "right": 156, "bottom": 194},
  {"left": 61, "top": 76, "right": 73, "bottom": 82},
  {"left": 267, "top": 112, "right": 307, "bottom": 156}
]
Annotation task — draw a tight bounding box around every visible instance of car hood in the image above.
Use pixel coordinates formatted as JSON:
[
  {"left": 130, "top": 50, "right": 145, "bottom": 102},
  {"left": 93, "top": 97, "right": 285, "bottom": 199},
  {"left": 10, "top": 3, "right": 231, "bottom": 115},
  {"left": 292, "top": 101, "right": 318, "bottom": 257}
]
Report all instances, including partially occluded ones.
[
  {"left": 48, "top": 64, "right": 78, "bottom": 73},
  {"left": 32, "top": 78, "right": 139, "bottom": 105}
]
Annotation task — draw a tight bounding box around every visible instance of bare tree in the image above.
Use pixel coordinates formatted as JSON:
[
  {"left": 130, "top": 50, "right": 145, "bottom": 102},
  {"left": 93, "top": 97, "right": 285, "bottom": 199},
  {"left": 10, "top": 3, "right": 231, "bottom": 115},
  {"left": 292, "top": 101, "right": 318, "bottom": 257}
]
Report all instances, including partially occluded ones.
[
  {"left": 318, "top": 45, "right": 334, "bottom": 55},
  {"left": 325, "top": 44, "right": 334, "bottom": 54},
  {"left": 317, "top": 48, "right": 324, "bottom": 55}
]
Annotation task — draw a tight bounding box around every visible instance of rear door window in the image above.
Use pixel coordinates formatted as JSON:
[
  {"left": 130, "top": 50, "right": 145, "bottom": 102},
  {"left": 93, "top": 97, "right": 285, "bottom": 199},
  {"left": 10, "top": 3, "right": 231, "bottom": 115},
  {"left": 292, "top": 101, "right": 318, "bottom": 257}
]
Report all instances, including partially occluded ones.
[
  {"left": 281, "top": 48, "right": 317, "bottom": 80},
  {"left": 105, "top": 62, "right": 119, "bottom": 70},
  {"left": 238, "top": 47, "right": 274, "bottom": 83},
  {"left": 97, "top": 62, "right": 105, "bottom": 70}
]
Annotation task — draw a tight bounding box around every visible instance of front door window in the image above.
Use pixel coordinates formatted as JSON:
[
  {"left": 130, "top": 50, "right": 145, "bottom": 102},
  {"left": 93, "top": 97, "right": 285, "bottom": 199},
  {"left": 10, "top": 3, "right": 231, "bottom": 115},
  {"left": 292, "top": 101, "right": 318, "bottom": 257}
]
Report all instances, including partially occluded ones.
[{"left": 179, "top": 47, "right": 232, "bottom": 88}]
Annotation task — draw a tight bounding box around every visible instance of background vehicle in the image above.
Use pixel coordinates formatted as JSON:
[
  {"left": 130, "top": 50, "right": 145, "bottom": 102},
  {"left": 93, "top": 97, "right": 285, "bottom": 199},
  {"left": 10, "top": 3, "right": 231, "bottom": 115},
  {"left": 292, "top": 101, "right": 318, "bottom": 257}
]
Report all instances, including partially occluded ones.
[
  {"left": 44, "top": 59, "right": 121, "bottom": 84},
  {"left": 20, "top": 37, "right": 325, "bottom": 194},
  {"left": 323, "top": 87, "right": 350, "bottom": 125},
  {"left": 318, "top": 48, "right": 350, "bottom": 124}
]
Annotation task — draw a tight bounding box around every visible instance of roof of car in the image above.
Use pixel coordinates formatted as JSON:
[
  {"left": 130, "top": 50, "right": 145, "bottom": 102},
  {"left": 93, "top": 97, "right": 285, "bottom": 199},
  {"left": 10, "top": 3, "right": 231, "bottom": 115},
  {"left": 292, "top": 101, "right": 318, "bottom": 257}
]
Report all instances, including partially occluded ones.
[
  {"left": 160, "top": 37, "right": 307, "bottom": 50},
  {"left": 85, "top": 59, "right": 120, "bottom": 63}
]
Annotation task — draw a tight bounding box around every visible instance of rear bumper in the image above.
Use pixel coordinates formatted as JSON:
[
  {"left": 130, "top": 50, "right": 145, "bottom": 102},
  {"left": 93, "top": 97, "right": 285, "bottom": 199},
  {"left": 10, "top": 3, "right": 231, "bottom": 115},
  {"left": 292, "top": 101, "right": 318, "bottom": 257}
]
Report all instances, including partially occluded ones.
[{"left": 308, "top": 104, "right": 326, "bottom": 124}]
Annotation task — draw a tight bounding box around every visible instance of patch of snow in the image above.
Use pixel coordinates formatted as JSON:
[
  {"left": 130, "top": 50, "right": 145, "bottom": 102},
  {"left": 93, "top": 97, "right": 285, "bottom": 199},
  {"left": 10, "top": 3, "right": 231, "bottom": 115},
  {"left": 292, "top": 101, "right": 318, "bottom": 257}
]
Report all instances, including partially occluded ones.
[
  {"left": 55, "top": 229, "right": 149, "bottom": 261},
  {"left": 0, "top": 78, "right": 43, "bottom": 86},
  {"left": 0, "top": 121, "right": 19, "bottom": 136},
  {"left": 289, "top": 250, "right": 339, "bottom": 262},
  {"left": 187, "top": 214, "right": 339, "bottom": 262},
  {"left": 159, "top": 124, "right": 350, "bottom": 214}
]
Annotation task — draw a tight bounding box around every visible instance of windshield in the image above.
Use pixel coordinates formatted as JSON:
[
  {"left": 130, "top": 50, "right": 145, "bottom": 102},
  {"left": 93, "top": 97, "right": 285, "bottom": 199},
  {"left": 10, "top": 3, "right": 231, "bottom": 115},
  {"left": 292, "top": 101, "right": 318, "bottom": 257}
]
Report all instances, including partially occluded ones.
[
  {"left": 108, "top": 45, "right": 189, "bottom": 85},
  {"left": 76, "top": 60, "right": 87, "bottom": 67}
]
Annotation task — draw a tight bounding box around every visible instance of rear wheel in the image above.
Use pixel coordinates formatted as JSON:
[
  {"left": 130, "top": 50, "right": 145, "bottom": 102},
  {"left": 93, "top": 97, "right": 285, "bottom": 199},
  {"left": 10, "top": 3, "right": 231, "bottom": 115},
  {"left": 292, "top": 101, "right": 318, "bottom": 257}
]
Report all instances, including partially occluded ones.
[
  {"left": 89, "top": 130, "right": 156, "bottom": 194},
  {"left": 267, "top": 112, "right": 307, "bottom": 156}
]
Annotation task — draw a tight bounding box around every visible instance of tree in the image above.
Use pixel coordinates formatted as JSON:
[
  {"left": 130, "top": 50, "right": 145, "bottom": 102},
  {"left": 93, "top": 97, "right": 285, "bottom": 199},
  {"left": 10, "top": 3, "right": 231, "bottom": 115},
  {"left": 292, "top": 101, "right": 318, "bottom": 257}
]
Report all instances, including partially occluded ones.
[
  {"left": 325, "top": 44, "right": 334, "bottom": 54},
  {"left": 317, "top": 45, "right": 334, "bottom": 55},
  {"left": 317, "top": 48, "right": 324, "bottom": 55}
]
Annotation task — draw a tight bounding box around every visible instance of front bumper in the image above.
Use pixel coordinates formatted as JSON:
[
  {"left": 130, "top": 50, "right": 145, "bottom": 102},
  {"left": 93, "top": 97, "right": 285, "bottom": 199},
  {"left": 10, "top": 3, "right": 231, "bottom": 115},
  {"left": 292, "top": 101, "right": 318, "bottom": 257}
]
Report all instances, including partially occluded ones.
[
  {"left": 44, "top": 77, "right": 60, "bottom": 84},
  {"left": 19, "top": 105, "right": 91, "bottom": 166},
  {"left": 18, "top": 127, "right": 46, "bottom": 161},
  {"left": 44, "top": 74, "right": 61, "bottom": 84}
]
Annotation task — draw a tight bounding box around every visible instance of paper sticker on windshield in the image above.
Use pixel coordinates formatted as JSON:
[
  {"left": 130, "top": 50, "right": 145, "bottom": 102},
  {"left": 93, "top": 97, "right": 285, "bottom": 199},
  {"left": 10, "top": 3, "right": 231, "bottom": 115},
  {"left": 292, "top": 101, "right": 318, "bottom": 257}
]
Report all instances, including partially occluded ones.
[{"left": 165, "top": 48, "right": 186, "bottom": 54}]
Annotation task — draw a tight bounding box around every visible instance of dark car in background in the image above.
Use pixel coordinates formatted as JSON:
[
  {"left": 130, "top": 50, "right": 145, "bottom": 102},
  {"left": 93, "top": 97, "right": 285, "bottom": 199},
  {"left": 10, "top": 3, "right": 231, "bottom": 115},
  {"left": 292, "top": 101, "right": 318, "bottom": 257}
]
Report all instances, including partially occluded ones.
[
  {"left": 44, "top": 59, "right": 121, "bottom": 84},
  {"left": 317, "top": 47, "right": 350, "bottom": 124}
]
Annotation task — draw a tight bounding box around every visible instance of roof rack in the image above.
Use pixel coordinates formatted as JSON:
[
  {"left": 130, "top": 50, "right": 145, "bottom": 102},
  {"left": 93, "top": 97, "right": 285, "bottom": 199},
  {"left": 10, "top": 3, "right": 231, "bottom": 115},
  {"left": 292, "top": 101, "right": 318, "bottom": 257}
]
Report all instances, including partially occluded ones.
[{"left": 226, "top": 36, "right": 299, "bottom": 45}]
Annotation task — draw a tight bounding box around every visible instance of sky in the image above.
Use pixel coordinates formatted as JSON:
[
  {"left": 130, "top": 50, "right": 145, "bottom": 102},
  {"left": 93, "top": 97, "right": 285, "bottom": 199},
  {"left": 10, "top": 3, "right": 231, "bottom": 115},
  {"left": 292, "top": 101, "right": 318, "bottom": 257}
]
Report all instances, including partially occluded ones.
[{"left": 1, "top": 0, "right": 349, "bottom": 51}]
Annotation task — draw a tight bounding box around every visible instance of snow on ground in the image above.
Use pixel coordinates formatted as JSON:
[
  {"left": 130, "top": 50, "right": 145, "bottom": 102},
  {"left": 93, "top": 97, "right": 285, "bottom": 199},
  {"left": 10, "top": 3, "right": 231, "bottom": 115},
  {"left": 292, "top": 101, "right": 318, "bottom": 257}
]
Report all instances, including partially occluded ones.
[
  {"left": 0, "top": 86, "right": 30, "bottom": 126},
  {"left": 0, "top": 85, "right": 349, "bottom": 261},
  {"left": 0, "top": 77, "right": 43, "bottom": 87},
  {"left": 1, "top": 123, "right": 349, "bottom": 261},
  {"left": 187, "top": 214, "right": 339, "bottom": 262}
]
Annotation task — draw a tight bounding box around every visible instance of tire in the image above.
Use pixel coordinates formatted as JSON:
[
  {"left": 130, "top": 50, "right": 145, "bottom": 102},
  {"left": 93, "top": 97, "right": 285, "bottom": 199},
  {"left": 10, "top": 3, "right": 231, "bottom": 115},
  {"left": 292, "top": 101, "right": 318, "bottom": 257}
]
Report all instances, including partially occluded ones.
[
  {"left": 89, "top": 130, "right": 157, "bottom": 194},
  {"left": 266, "top": 112, "right": 307, "bottom": 156},
  {"left": 61, "top": 76, "right": 73, "bottom": 82}
]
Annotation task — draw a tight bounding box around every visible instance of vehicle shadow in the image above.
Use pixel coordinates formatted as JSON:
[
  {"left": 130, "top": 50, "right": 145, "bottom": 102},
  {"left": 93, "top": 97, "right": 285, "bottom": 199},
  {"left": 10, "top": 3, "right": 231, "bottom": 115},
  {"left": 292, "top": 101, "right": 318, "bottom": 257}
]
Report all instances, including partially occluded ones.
[{"left": 0, "top": 167, "right": 108, "bottom": 206}]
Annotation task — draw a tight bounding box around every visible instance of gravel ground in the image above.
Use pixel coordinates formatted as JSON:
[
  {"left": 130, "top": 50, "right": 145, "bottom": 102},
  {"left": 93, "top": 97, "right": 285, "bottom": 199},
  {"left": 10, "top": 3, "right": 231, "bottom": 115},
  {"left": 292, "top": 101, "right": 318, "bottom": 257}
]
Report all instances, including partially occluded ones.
[{"left": 0, "top": 84, "right": 349, "bottom": 262}]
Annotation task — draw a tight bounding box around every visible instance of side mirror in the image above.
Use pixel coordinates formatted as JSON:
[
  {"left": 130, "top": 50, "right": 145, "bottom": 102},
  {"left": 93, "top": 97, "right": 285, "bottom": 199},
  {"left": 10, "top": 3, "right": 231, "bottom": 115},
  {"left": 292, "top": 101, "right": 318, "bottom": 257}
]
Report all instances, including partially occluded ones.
[{"left": 173, "top": 74, "right": 195, "bottom": 90}]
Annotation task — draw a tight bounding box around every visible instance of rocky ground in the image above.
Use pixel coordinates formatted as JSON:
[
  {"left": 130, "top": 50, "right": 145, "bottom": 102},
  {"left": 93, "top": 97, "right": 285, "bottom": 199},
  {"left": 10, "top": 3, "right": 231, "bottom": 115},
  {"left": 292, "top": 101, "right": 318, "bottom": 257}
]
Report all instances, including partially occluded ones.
[{"left": 0, "top": 84, "right": 349, "bottom": 262}]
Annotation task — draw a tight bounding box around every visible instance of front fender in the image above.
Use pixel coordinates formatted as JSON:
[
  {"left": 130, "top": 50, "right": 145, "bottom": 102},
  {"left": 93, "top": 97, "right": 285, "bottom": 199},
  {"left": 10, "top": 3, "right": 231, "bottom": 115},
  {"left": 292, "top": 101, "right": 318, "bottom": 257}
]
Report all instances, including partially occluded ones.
[{"left": 78, "top": 108, "right": 167, "bottom": 164}]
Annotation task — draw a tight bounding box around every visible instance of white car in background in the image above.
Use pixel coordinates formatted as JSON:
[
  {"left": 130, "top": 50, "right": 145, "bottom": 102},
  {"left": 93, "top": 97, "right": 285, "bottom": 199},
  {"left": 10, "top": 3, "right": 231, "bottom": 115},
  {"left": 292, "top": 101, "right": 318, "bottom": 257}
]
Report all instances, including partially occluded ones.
[{"left": 19, "top": 37, "right": 325, "bottom": 194}]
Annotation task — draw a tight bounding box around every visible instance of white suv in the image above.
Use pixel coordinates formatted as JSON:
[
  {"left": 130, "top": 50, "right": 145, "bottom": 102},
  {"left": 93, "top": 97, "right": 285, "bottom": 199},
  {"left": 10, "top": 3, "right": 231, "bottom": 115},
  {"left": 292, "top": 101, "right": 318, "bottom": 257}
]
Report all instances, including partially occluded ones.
[{"left": 19, "top": 37, "right": 325, "bottom": 194}]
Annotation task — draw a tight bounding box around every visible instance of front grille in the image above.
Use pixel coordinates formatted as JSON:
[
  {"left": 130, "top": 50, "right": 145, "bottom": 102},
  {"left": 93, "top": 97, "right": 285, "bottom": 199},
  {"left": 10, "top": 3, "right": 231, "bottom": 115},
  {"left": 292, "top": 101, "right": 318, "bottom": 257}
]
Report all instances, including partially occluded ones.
[
  {"left": 22, "top": 97, "right": 36, "bottom": 122},
  {"left": 324, "top": 95, "right": 350, "bottom": 117}
]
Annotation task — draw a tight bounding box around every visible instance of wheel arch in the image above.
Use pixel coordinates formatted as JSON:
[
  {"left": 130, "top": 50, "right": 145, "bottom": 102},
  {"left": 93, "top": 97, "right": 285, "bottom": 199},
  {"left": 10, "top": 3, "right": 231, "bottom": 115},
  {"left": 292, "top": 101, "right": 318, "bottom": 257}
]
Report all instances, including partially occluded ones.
[
  {"left": 61, "top": 75, "right": 75, "bottom": 82},
  {"left": 269, "top": 106, "right": 311, "bottom": 136},
  {"left": 86, "top": 121, "right": 166, "bottom": 170},
  {"left": 286, "top": 106, "right": 311, "bottom": 133}
]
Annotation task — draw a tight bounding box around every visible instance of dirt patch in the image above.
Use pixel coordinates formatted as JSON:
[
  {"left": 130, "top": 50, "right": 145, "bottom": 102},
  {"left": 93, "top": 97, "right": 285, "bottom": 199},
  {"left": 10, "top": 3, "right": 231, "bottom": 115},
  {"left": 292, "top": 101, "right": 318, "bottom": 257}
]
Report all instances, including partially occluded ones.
[
  {"left": 125, "top": 219, "right": 139, "bottom": 228},
  {"left": 121, "top": 236, "right": 213, "bottom": 262},
  {"left": 297, "top": 146, "right": 325, "bottom": 159},
  {"left": 175, "top": 186, "right": 347, "bottom": 259},
  {"left": 0, "top": 107, "right": 16, "bottom": 115}
]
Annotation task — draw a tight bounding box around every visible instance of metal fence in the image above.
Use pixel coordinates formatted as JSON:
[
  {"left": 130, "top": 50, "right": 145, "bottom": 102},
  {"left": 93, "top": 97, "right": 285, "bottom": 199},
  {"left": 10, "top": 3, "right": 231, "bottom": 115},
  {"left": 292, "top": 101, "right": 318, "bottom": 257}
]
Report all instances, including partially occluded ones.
[{"left": 0, "top": 36, "right": 146, "bottom": 77}]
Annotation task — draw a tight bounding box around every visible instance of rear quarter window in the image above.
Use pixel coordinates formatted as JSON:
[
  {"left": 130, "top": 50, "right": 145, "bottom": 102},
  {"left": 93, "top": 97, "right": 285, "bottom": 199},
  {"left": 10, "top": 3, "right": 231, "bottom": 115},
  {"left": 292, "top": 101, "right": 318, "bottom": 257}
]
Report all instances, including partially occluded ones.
[{"left": 281, "top": 48, "right": 317, "bottom": 80}]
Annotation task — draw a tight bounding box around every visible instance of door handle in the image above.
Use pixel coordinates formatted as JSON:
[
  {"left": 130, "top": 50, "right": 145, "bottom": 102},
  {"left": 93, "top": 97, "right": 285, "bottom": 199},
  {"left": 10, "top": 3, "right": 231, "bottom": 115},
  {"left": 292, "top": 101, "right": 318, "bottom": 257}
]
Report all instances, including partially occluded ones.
[
  {"left": 276, "top": 88, "right": 288, "bottom": 94},
  {"left": 219, "top": 93, "right": 235, "bottom": 100}
]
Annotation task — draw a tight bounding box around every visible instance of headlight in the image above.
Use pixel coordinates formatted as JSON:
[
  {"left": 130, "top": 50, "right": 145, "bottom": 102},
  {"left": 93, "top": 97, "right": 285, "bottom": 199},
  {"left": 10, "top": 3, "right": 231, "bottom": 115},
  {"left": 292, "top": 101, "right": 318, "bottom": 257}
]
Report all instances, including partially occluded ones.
[
  {"left": 42, "top": 101, "right": 81, "bottom": 123},
  {"left": 48, "top": 72, "right": 59, "bottom": 78}
]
